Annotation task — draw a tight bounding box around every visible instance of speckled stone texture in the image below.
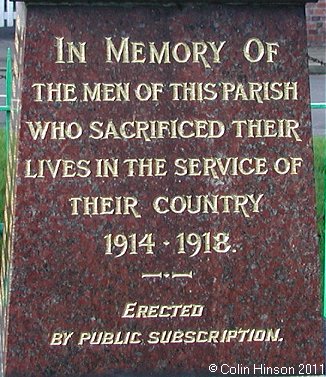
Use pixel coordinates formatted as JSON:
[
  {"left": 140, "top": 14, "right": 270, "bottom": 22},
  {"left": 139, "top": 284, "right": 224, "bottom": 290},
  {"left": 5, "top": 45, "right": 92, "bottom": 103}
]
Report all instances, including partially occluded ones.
[{"left": 1, "top": 2, "right": 324, "bottom": 376}]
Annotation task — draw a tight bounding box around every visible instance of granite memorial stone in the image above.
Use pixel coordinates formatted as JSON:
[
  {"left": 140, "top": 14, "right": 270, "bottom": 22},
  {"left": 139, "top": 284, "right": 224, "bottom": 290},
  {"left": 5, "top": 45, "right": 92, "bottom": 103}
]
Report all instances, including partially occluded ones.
[{"left": 0, "top": 0, "right": 324, "bottom": 375}]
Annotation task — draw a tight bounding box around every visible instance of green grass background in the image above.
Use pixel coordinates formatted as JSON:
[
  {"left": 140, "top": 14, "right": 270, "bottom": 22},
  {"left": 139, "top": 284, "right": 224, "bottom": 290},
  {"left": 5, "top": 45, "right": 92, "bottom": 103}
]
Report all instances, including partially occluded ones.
[
  {"left": 0, "top": 128, "right": 6, "bottom": 223},
  {"left": 313, "top": 137, "right": 325, "bottom": 256},
  {"left": 0, "top": 129, "right": 324, "bottom": 253}
]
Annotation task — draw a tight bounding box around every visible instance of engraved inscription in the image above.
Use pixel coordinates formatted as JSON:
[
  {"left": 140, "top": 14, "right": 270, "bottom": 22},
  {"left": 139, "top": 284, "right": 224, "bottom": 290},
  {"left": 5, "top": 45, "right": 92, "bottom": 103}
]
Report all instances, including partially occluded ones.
[{"left": 23, "top": 35, "right": 306, "bottom": 347}]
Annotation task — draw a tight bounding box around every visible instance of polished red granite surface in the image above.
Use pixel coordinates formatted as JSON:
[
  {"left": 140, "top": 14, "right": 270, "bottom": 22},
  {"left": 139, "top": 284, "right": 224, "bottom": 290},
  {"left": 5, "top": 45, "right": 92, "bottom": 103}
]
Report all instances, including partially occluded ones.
[{"left": 2, "top": 2, "right": 323, "bottom": 376}]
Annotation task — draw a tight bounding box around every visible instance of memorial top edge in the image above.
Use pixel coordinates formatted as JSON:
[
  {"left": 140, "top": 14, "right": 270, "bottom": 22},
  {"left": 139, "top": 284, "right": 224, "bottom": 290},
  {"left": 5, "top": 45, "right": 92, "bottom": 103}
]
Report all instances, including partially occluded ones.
[{"left": 15, "top": 0, "right": 318, "bottom": 5}]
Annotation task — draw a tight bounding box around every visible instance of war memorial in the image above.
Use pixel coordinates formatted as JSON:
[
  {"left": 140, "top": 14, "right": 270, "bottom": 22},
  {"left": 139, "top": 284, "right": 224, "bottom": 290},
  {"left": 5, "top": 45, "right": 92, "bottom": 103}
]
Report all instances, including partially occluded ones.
[{"left": 0, "top": 0, "right": 324, "bottom": 375}]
